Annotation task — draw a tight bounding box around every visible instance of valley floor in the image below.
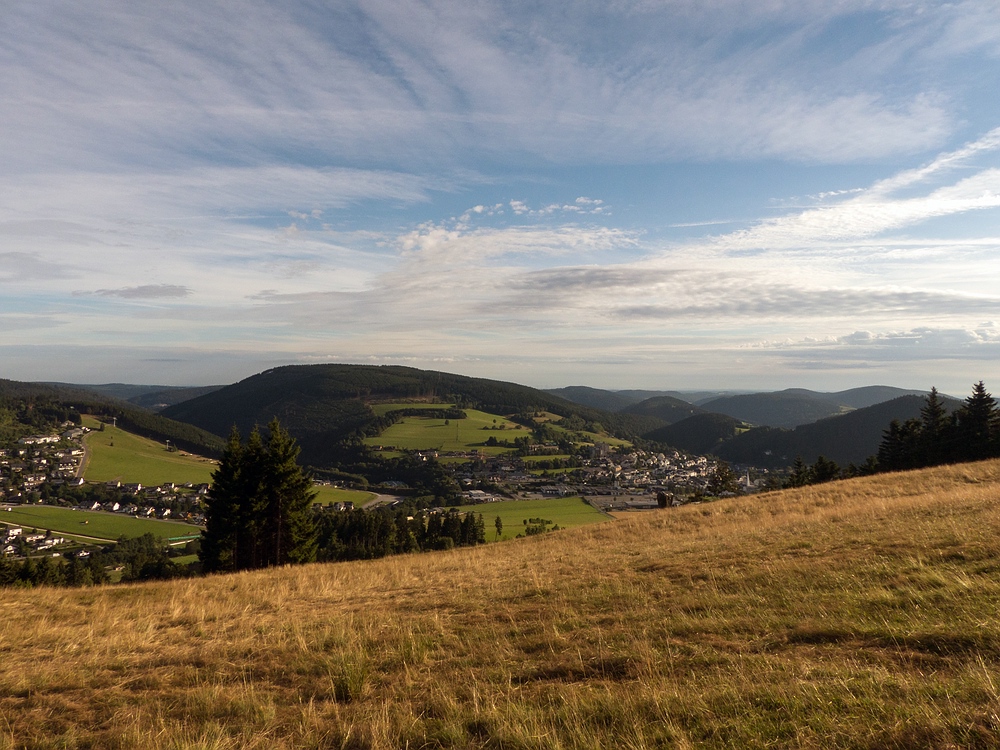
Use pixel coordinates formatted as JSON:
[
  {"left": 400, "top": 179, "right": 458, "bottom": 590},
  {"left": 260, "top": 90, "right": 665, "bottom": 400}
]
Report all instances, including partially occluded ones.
[{"left": 3, "top": 460, "right": 1000, "bottom": 748}]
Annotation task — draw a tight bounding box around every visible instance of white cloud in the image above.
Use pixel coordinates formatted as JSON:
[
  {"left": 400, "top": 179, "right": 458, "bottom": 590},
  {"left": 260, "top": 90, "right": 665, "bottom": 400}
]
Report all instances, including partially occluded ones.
[
  {"left": 710, "top": 130, "right": 1000, "bottom": 252},
  {"left": 88, "top": 285, "right": 192, "bottom": 300}
]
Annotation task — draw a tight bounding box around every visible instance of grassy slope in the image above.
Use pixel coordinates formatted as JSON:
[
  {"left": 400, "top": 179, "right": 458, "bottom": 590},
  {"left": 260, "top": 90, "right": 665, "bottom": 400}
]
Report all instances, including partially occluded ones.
[
  {"left": 312, "top": 485, "right": 378, "bottom": 506},
  {"left": 363, "top": 408, "right": 529, "bottom": 454},
  {"left": 3, "top": 461, "right": 1000, "bottom": 748},
  {"left": 0, "top": 505, "right": 199, "bottom": 542},
  {"left": 82, "top": 416, "right": 216, "bottom": 486},
  {"left": 454, "top": 496, "right": 610, "bottom": 540}
]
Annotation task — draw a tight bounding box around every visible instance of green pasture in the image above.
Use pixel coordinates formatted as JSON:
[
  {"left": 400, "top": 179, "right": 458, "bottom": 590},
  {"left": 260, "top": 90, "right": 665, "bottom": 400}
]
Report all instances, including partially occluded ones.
[
  {"left": 312, "top": 485, "right": 377, "bottom": 506},
  {"left": 543, "top": 421, "right": 631, "bottom": 447},
  {"left": 82, "top": 416, "right": 216, "bottom": 486},
  {"left": 453, "top": 495, "right": 611, "bottom": 540},
  {"left": 364, "top": 408, "right": 527, "bottom": 455},
  {"left": 0, "top": 505, "right": 200, "bottom": 543},
  {"left": 522, "top": 454, "right": 572, "bottom": 464},
  {"left": 369, "top": 402, "right": 455, "bottom": 417}
]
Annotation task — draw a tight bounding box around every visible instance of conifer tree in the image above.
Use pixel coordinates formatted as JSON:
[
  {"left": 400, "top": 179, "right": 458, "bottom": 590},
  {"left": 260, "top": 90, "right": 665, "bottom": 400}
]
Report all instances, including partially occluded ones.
[
  {"left": 956, "top": 381, "right": 999, "bottom": 461},
  {"left": 919, "top": 387, "right": 952, "bottom": 465},
  {"left": 200, "top": 420, "right": 317, "bottom": 572},
  {"left": 810, "top": 455, "right": 840, "bottom": 484},
  {"left": 259, "top": 419, "right": 317, "bottom": 566},
  {"left": 785, "top": 457, "right": 811, "bottom": 488},
  {"left": 201, "top": 427, "right": 243, "bottom": 572}
]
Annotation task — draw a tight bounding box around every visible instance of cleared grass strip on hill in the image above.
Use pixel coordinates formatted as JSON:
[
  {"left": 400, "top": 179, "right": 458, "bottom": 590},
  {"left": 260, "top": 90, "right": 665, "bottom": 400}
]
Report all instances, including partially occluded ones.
[
  {"left": 82, "top": 415, "right": 216, "bottom": 486},
  {"left": 363, "top": 408, "right": 528, "bottom": 454},
  {"left": 3, "top": 461, "right": 1000, "bottom": 747}
]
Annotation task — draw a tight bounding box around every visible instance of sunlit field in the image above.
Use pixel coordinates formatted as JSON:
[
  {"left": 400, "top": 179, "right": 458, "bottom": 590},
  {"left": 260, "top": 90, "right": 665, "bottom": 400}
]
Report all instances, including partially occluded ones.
[
  {"left": 81, "top": 416, "right": 216, "bottom": 486},
  {"left": 363, "top": 407, "right": 527, "bottom": 455},
  {"left": 0, "top": 504, "right": 199, "bottom": 542},
  {"left": 4, "top": 460, "right": 1000, "bottom": 748},
  {"left": 454, "top": 495, "right": 611, "bottom": 540},
  {"left": 311, "top": 485, "right": 378, "bottom": 507}
]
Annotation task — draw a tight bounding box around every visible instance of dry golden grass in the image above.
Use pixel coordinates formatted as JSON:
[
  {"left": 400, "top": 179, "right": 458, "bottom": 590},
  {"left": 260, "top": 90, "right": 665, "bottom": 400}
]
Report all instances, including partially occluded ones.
[{"left": 4, "top": 461, "right": 1000, "bottom": 748}]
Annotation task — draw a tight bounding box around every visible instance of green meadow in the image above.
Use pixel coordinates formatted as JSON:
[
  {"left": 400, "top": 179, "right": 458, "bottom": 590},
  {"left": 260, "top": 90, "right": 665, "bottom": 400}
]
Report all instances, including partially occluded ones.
[
  {"left": 311, "top": 485, "right": 377, "bottom": 506},
  {"left": 82, "top": 416, "right": 216, "bottom": 486},
  {"left": 0, "top": 504, "right": 199, "bottom": 542},
  {"left": 454, "top": 495, "right": 611, "bottom": 540},
  {"left": 542, "top": 421, "right": 632, "bottom": 447},
  {"left": 363, "top": 407, "right": 528, "bottom": 455}
]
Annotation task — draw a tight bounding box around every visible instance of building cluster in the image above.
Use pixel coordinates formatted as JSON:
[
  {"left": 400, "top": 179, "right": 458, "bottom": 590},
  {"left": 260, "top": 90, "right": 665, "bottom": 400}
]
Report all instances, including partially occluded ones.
[
  {"left": 0, "top": 426, "right": 88, "bottom": 501},
  {"left": 0, "top": 426, "right": 209, "bottom": 527},
  {"left": 450, "top": 445, "right": 722, "bottom": 506},
  {"left": 0, "top": 525, "right": 67, "bottom": 556}
]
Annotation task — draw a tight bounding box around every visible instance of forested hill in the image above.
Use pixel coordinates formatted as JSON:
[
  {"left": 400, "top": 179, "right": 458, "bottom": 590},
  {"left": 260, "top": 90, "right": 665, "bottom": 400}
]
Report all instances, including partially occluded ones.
[
  {"left": 713, "top": 395, "right": 963, "bottom": 468},
  {"left": 0, "top": 379, "right": 225, "bottom": 456},
  {"left": 161, "top": 364, "right": 664, "bottom": 466}
]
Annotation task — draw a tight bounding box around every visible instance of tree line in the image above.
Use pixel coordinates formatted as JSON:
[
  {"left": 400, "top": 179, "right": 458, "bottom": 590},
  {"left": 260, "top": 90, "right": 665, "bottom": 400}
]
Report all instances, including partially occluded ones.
[
  {"left": 877, "top": 382, "right": 999, "bottom": 472},
  {"left": 780, "top": 382, "right": 999, "bottom": 488}
]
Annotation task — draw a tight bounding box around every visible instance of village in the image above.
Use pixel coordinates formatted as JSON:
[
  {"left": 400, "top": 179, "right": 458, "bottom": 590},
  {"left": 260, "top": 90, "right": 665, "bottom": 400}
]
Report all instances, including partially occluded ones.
[
  {"left": 1, "top": 416, "right": 756, "bottom": 563},
  {"left": 0, "top": 425, "right": 210, "bottom": 547}
]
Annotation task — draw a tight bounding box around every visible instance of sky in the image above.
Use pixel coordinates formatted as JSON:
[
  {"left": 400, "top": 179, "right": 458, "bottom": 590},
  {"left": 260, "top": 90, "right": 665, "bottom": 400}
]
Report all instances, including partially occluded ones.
[{"left": 2, "top": 0, "right": 1000, "bottom": 393}]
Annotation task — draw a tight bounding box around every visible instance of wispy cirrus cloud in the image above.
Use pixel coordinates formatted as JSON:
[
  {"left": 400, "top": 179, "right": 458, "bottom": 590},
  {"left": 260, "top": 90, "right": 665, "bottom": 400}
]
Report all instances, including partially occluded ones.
[
  {"left": 87, "top": 285, "right": 192, "bottom": 300},
  {"left": 0, "top": 252, "right": 77, "bottom": 282},
  {"left": 0, "top": 0, "right": 975, "bottom": 174}
]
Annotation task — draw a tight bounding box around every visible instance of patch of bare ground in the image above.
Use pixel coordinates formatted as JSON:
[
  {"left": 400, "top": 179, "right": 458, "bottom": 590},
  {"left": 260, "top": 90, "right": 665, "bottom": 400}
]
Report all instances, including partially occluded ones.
[{"left": 2, "top": 460, "right": 1000, "bottom": 747}]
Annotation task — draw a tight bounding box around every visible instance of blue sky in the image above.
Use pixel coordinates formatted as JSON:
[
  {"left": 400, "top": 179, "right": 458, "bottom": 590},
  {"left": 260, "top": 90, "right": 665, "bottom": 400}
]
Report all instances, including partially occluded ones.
[{"left": 3, "top": 0, "right": 1000, "bottom": 392}]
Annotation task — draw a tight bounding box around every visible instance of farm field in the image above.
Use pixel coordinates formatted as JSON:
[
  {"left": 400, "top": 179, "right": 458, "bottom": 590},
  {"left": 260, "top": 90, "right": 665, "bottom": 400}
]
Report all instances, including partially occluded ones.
[
  {"left": 454, "top": 495, "right": 610, "bottom": 540},
  {"left": 363, "top": 407, "right": 527, "bottom": 455},
  {"left": 311, "top": 485, "right": 377, "bottom": 506},
  {"left": 0, "top": 504, "right": 200, "bottom": 542},
  {"left": 6, "top": 461, "right": 1000, "bottom": 747},
  {"left": 82, "top": 416, "right": 216, "bottom": 486}
]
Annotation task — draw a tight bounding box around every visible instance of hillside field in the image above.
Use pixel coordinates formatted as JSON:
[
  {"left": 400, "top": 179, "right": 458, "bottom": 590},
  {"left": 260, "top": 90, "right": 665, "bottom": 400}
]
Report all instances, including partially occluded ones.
[
  {"left": 455, "top": 495, "right": 610, "bottom": 540},
  {"left": 363, "top": 407, "right": 528, "bottom": 455},
  {"left": 4, "top": 460, "right": 1000, "bottom": 747},
  {"left": 82, "top": 416, "right": 216, "bottom": 485},
  {"left": 0, "top": 504, "right": 199, "bottom": 542},
  {"left": 312, "top": 485, "right": 377, "bottom": 506}
]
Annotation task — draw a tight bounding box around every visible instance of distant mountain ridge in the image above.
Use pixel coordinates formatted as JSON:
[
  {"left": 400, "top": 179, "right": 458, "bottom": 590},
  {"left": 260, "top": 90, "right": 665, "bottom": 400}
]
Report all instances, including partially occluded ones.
[
  {"left": 544, "top": 387, "right": 744, "bottom": 410},
  {"left": 42, "top": 382, "right": 225, "bottom": 411},
  {"left": 620, "top": 395, "right": 704, "bottom": 425},
  {"left": 713, "top": 395, "right": 963, "bottom": 468},
  {"left": 632, "top": 395, "right": 961, "bottom": 469},
  {"left": 552, "top": 384, "right": 929, "bottom": 430}
]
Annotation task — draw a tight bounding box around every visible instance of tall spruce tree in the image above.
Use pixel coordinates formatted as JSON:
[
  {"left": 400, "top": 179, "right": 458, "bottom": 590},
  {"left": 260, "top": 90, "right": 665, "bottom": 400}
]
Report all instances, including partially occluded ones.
[
  {"left": 200, "top": 420, "right": 317, "bottom": 572},
  {"left": 956, "top": 381, "right": 999, "bottom": 462},
  {"left": 259, "top": 419, "right": 317, "bottom": 566},
  {"left": 918, "top": 387, "right": 952, "bottom": 465},
  {"left": 200, "top": 427, "right": 244, "bottom": 573}
]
